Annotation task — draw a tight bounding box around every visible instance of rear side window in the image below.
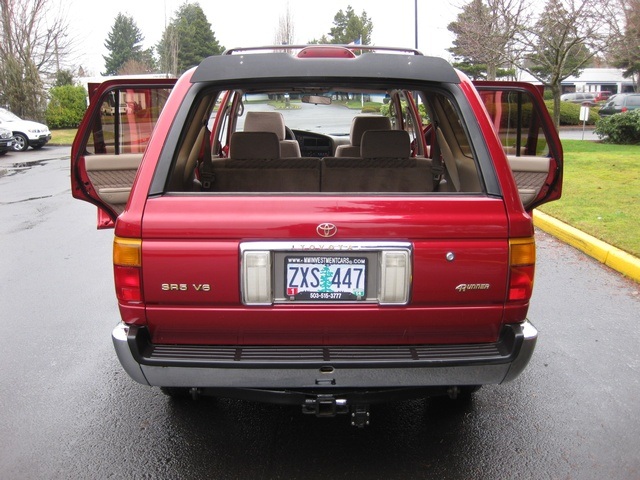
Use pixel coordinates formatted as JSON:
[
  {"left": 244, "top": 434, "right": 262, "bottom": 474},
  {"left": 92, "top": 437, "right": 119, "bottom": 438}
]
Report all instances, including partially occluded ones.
[
  {"left": 478, "top": 89, "right": 549, "bottom": 157},
  {"left": 626, "top": 96, "right": 640, "bottom": 107},
  {"left": 86, "top": 87, "right": 172, "bottom": 155}
]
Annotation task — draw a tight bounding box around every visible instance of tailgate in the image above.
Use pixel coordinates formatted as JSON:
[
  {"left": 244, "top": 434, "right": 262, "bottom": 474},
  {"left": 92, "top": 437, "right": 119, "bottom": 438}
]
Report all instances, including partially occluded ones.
[{"left": 140, "top": 196, "right": 509, "bottom": 345}]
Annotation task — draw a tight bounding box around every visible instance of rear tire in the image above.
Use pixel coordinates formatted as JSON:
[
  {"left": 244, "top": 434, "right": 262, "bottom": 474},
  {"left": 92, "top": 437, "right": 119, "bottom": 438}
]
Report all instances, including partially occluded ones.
[
  {"left": 450, "top": 385, "right": 481, "bottom": 402},
  {"left": 160, "top": 387, "right": 190, "bottom": 398},
  {"left": 458, "top": 385, "right": 481, "bottom": 397}
]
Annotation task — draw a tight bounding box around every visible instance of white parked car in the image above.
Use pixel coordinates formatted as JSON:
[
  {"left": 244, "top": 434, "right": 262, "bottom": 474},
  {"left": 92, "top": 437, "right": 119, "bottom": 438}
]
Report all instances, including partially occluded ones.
[{"left": 0, "top": 108, "right": 51, "bottom": 151}]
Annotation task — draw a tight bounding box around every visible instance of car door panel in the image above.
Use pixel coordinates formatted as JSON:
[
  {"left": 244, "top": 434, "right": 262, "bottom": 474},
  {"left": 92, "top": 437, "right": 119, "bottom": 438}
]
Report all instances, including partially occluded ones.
[
  {"left": 507, "top": 155, "right": 551, "bottom": 206},
  {"left": 84, "top": 154, "right": 142, "bottom": 214}
]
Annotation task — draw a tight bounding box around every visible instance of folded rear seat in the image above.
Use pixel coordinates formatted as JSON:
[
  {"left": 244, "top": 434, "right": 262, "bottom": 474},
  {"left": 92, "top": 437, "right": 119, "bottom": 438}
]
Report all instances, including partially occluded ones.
[{"left": 211, "top": 131, "right": 320, "bottom": 192}]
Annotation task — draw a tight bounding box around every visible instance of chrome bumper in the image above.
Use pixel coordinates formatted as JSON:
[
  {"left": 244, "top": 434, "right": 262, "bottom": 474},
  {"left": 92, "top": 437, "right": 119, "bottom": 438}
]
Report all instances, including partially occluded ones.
[{"left": 112, "top": 320, "right": 537, "bottom": 388}]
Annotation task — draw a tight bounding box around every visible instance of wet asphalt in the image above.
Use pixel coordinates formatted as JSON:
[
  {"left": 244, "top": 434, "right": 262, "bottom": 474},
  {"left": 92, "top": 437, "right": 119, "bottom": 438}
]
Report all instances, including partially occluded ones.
[{"left": 0, "top": 146, "right": 639, "bottom": 479}]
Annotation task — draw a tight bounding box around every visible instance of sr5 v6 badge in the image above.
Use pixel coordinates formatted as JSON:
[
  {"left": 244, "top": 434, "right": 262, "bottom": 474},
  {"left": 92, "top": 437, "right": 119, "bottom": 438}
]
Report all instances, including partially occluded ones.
[{"left": 161, "top": 283, "right": 211, "bottom": 292}]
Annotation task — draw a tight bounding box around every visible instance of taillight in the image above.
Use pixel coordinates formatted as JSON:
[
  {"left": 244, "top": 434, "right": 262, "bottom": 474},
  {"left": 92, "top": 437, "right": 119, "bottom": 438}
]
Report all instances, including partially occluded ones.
[
  {"left": 508, "top": 238, "right": 536, "bottom": 302},
  {"left": 113, "top": 237, "right": 143, "bottom": 304},
  {"left": 622, "top": 107, "right": 628, "bottom": 112}
]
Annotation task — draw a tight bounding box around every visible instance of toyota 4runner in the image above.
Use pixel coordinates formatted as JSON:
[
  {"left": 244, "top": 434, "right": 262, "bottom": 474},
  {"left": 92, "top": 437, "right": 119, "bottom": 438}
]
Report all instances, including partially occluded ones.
[{"left": 71, "top": 46, "right": 562, "bottom": 427}]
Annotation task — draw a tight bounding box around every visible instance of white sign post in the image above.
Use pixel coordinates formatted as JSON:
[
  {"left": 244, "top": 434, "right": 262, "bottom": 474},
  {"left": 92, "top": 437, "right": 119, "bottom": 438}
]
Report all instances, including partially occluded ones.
[{"left": 579, "top": 103, "right": 590, "bottom": 140}]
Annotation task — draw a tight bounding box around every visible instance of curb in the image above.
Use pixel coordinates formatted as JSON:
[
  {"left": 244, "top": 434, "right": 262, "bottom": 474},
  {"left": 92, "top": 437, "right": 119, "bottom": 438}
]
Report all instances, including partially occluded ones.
[{"left": 533, "top": 210, "right": 640, "bottom": 283}]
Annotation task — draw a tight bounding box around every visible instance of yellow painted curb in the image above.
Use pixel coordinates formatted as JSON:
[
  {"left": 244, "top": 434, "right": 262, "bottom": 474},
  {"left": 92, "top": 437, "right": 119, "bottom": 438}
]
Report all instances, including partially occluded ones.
[{"left": 533, "top": 210, "right": 640, "bottom": 283}]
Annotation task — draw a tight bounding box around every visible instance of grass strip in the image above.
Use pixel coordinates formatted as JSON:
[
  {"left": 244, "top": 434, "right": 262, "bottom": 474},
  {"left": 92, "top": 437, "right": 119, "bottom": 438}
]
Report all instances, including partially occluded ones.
[
  {"left": 538, "top": 140, "right": 640, "bottom": 258},
  {"left": 50, "top": 129, "right": 77, "bottom": 145}
]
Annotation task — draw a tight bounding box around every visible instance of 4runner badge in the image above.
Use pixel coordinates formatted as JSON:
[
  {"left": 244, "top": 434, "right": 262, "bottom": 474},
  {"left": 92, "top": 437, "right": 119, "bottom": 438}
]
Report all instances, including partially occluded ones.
[
  {"left": 316, "top": 223, "right": 337, "bottom": 238},
  {"left": 455, "top": 283, "right": 490, "bottom": 293}
]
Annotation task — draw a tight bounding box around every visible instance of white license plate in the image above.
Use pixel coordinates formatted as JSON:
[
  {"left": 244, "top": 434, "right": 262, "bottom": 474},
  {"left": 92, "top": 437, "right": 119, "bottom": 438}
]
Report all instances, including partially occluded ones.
[{"left": 285, "top": 256, "right": 367, "bottom": 301}]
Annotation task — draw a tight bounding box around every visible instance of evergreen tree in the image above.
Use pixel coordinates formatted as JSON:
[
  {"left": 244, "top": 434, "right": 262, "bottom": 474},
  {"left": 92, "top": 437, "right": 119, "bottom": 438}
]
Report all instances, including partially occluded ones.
[
  {"left": 158, "top": 3, "right": 224, "bottom": 76},
  {"left": 103, "top": 14, "right": 152, "bottom": 76},
  {"left": 319, "top": 265, "right": 334, "bottom": 293},
  {"left": 326, "top": 6, "right": 373, "bottom": 45},
  {"left": 54, "top": 70, "right": 74, "bottom": 87}
]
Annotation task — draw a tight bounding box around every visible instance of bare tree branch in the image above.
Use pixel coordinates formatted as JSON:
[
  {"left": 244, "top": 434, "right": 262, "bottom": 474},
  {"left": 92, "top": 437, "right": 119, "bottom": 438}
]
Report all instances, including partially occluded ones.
[
  {"left": 0, "top": 0, "right": 71, "bottom": 118},
  {"left": 512, "top": 0, "right": 620, "bottom": 127},
  {"left": 448, "top": 0, "right": 529, "bottom": 80},
  {"left": 274, "top": 2, "right": 295, "bottom": 46}
]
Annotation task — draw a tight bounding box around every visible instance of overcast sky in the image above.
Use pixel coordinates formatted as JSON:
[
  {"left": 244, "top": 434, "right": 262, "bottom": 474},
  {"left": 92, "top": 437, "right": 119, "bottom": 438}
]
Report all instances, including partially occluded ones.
[{"left": 63, "top": 0, "right": 460, "bottom": 76}]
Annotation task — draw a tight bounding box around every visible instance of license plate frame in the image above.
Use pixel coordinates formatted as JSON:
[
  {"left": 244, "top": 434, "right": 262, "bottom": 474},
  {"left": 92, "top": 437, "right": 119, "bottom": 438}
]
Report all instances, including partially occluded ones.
[{"left": 285, "top": 255, "right": 367, "bottom": 301}]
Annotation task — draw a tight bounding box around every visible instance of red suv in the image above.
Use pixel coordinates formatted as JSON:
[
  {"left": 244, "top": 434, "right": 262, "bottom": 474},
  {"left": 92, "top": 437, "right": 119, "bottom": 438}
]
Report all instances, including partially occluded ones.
[{"left": 71, "top": 46, "right": 562, "bottom": 426}]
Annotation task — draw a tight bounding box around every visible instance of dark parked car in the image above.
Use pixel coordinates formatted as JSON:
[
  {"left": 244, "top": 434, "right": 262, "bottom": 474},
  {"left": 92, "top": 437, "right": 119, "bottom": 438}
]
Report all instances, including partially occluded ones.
[
  {"left": 0, "top": 126, "right": 14, "bottom": 155},
  {"left": 598, "top": 93, "right": 640, "bottom": 117}
]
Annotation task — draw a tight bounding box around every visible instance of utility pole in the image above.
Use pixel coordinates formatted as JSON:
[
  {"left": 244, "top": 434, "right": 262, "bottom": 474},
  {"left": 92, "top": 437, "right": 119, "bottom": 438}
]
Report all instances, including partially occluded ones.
[{"left": 414, "top": 0, "right": 418, "bottom": 50}]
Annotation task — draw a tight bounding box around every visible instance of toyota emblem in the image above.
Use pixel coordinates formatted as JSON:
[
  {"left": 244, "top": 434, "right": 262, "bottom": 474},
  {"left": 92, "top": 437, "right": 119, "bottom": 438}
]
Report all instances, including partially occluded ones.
[{"left": 316, "top": 223, "right": 337, "bottom": 238}]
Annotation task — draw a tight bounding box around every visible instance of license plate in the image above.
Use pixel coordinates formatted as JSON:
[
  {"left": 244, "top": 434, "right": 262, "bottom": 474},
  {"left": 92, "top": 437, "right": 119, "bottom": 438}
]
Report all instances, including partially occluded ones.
[{"left": 285, "top": 255, "right": 367, "bottom": 301}]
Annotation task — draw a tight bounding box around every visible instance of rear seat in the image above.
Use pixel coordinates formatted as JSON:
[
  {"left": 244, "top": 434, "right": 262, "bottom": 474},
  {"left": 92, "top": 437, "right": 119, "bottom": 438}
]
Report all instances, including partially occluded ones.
[
  {"left": 334, "top": 115, "right": 392, "bottom": 157},
  {"left": 208, "top": 130, "right": 434, "bottom": 194},
  {"left": 243, "top": 111, "right": 301, "bottom": 158},
  {"left": 210, "top": 132, "right": 320, "bottom": 192},
  {"left": 321, "top": 130, "right": 435, "bottom": 192}
]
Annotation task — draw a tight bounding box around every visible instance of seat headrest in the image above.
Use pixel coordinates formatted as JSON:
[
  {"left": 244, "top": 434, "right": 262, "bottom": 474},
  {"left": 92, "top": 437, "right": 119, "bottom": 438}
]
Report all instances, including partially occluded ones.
[
  {"left": 360, "top": 130, "right": 411, "bottom": 158},
  {"left": 244, "top": 112, "right": 286, "bottom": 140},
  {"left": 350, "top": 115, "right": 392, "bottom": 146},
  {"left": 230, "top": 132, "right": 281, "bottom": 159}
]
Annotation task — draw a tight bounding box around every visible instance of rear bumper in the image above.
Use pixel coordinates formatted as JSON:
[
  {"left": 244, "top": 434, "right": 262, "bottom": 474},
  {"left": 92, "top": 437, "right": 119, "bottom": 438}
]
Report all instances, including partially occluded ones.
[
  {"left": 0, "top": 138, "right": 12, "bottom": 151},
  {"left": 112, "top": 321, "right": 537, "bottom": 388}
]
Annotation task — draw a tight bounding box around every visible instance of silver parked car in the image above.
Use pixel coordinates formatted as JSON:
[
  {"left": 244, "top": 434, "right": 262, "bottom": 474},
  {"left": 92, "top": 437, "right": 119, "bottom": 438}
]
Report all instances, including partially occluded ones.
[{"left": 560, "top": 92, "right": 598, "bottom": 107}]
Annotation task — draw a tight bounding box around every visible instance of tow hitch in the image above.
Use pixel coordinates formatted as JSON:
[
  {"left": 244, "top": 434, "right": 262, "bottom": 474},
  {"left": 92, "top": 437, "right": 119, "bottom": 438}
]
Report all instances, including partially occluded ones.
[
  {"left": 349, "top": 405, "right": 371, "bottom": 428},
  {"left": 302, "top": 395, "right": 371, "bottom": 427}
]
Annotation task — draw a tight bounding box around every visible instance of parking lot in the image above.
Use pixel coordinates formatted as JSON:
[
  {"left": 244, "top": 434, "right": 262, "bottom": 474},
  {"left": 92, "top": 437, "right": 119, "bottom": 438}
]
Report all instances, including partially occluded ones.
[{"left": 1, "top": 147, "right": 639, "bottom": 479}]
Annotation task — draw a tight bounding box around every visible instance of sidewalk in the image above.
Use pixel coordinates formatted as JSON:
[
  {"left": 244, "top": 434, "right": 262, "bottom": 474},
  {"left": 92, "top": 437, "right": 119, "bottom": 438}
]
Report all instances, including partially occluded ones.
[{"left": 534, "top": 210, "right": 640, "bottom": 283}]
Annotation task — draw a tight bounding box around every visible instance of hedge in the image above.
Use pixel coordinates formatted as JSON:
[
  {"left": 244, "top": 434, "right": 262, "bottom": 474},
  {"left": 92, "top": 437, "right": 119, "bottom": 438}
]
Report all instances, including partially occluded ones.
[
  {"left": 46, "top": 85, "right": 88, "bottom": 129},
  {"left": 544, "top": 100, "right": 599, "bottom": 125}
]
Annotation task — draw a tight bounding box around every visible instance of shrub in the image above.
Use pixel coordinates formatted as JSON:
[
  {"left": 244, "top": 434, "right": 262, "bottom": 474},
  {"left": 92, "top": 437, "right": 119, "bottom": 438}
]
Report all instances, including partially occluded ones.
[
  {"left": 380, "top": 101, "right": 428, "bottom": 122},
  {"left": 46, "top": 85, "right": 88, "bottom": 129},
  {"left": 594, "top": 110, "right": 640, "bottom": 144},
  {"left": 544, "top": 100, "right": 598, "bottom": 125}
]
